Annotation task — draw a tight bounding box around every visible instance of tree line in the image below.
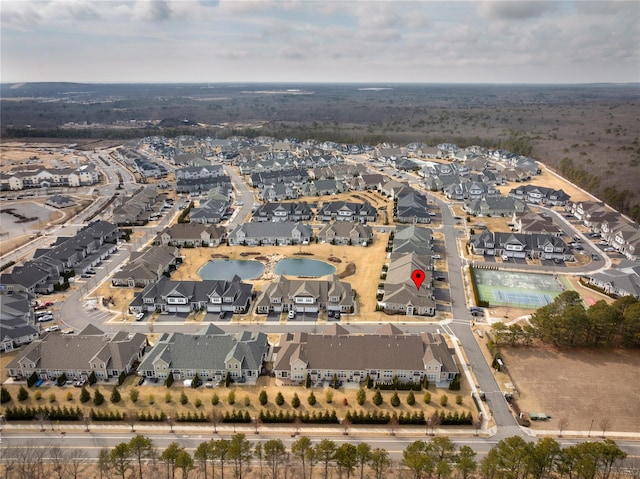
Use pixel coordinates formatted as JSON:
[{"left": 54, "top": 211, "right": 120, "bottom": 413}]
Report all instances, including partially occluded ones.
[
  {"left": 1, "top": 434, "right": 630, "bottom": 479},
  {"left": 492, "top": 291, "right": 640, "bottom": 348}
]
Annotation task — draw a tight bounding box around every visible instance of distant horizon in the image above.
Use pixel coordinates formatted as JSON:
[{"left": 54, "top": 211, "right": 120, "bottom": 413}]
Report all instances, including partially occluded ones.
[
  {"left": 2, "top": 1, "right": 637, "bottom": 85},
  {"left": 3, "top": 81, "right": 640, "bottom": 87}
]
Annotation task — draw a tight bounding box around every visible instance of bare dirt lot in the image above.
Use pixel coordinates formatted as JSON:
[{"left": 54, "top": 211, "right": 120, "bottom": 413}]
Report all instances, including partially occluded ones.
[{"left": 499, "top": 346, "right": 640, "bottom": 433}]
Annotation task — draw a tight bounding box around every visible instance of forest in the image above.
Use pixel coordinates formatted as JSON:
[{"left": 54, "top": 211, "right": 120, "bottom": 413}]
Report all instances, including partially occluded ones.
[{"left": 491, "top": 292, "right": 640, "bottom": 349}]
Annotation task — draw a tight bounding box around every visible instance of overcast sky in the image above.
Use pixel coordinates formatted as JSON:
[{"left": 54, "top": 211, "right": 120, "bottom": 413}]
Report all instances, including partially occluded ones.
[{"left": 2, "top": 0, "right": 639, "bottom": 84}]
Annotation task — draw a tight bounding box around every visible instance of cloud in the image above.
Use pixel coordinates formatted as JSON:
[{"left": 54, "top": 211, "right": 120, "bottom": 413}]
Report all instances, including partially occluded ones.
[
  {"left": 147, "top": 0, "right": 172, "bottom": 21},
  {"left": 478, "top": 1, "right": 558, "bottom": 20}
]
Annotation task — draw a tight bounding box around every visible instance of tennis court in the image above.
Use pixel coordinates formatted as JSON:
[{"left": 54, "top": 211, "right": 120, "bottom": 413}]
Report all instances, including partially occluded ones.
[{"left": 473, "top": 268, "right": 569, "bottom": 309}]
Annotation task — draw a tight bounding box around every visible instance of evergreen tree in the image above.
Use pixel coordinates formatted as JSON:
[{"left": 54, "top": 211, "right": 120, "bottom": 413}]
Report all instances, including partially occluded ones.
[
  {"left": 372, "top": 389, "right": 383, "bottom": 406},
  {"left": 111, "top": 387, "right": 122, "bottom": 404},
  {"left": 0, "top": 386, "right": 11, "bottom": 404},
  {"left": 275, "top": 391, "right": 285, "bottom": 406},
  {"left": 259, "top": 389, "right": 268, "bottom": 406},
  {"left": 292, "top": 393, "right": 301, "bottom": 408},
  {"left": 93, "top": 389, "right": 105, "bottom": 406},
  {"left": 80, "top": 387, "right": 91, "bottom": 403},
  {"left": 17, "top": 386, "right": 29, "bottom": 401},
  {"left": 357, "top": 387, "right": 366, "bottom": 406}
]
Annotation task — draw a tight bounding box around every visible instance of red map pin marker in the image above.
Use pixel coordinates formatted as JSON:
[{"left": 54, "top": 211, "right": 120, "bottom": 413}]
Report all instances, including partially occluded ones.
[{"left": 411, "top": 269, "right": 425, "bottom": 290}]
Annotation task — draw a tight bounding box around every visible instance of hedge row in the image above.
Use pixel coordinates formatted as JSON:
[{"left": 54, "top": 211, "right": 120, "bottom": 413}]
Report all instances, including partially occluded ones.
[
  {"left": 4, "top": 405, "right": 81, "bottom": 421},
  {"left": 259, "top": 409, "right": 339, "bottom": 424},
  {"left": 91, "top": 409, "right": 123, "bottom": 421}
]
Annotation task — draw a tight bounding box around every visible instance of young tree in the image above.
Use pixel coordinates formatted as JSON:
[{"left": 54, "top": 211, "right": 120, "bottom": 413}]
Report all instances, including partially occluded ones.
[
  {"left": 558, "top": 417, "right": 569, "bottom": 437},
  {"left": 180, "top": 390, "right": 188, "bottom": 405},
  {"left": 407, "top": 390, "right": 416, "bottom": 406},
  {"left": 128, "top": 435, "right": 154, "bottom": 479},
  {"left": 17, "top": 386, "right": 29, "bottom": 401},
  {"left": 439, "top": 394, "right": 448, "bottom": 407},
  {"left": 264, "top": 439, "right": 287, "bottom": 479},
  {"left": 275, "top": 391, "right": 285, "bottom": 406},
  {"left": 292, "top": 392, "right": 301, "bottom": 408},
  {"left": 110, "top": 442, "right": 133, "bottom": 479},
  {"left": 292, "top": 436, "right": 313, "bottom": 479},
  {"left": 356, "top": 387, "right": 366, "bottom": 406},
  {"left": 227, "top": 390, "right": 235, "bottom": 405},
  {"left": 259, "top": 389, "right": 268, "bottom": 406},
  {"left": 111, "top": 387, "right": 121, "bottom": 404},
  {"left": 88, "top": 371, "right": 97, "bottom": 385},
  {"left": 129, "top": 389, "right": 139, "bottom": 403},
  {"left": 93, "top": 388, "right": 105, "bottom": 406},
  {"left": 390, "top": 391, "right": 400, "bottom": 407},
  {"left": 0, "top": 386, "right": 11, "bottom": 403},
  {"left": 308, "top": 391, "right": 317, "bottom": 406},
  {"left": 372, "top": 389, "right": 383, "bottom": 406},
  {"left": 254, "top": 443, "right": 263, "bottom": 479}
]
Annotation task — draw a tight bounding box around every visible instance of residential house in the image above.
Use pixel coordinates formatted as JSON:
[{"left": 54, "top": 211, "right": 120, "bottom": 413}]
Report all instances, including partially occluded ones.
[
  {"left": 396, "top": 191, "right": 431, "bottom": 224},
  {"left": 512, "top": 212, "right": 563, "bottom": 236},
  {"left": 255, "top": 275, "right": 355, "bottom": 315},
  {"left": 570, "top": 201, "right": 621, "bottom": 230},
  {"left": 469, "top": 230, "right": 573, "bottom": 261},
  {"left": 273, "top": 324, "right": 458, "bottom": 387},
  {"left": 129, "top": 276, "right": 253, "bottom": 314},
  {"left": 252, "top": 202, "right": 313, "bottom": 222},
  {"left": 587, "top": 260, "right": 640, "bottom": 299},
  {"left": 137, "top": 324, "right": 269, "bottom": 383},
  {"left": 260, "top": 184, "right": 299, "bottom": 201},
  {"left": 380, "top": 253, "right": 436, "bottom": 317},
  {"left": 392, "top": 225, "right": 434, "bottom": 256},
  {"left": 317, "top": 222, "right": 373, "bottom": 246},
  {"left": 299, "top": 179, "right": 348, "bottom": 197},
  {"left": 0, "top": 164, "right": 99, "bottom": 191},
  {"left": 509, "top": 185, "right": 570, "bottom": 206},
  {"left": 156, "top": 224, "right": 226, "bottom": 247},
  {"left": 603, "top": 221, "right": 640, "bottom": 261},
  {"left": 6, "top": 324, "right": 147, "bottom": 381},
  {"left": 175, "top": 164, "right": 225, "bottom": 181},
  {"left": 0, "top": 293, "right": 38, "bottom": 352},
  {"left": 189, "top": 198, "right": 229, "bottom": 224},
  {"left": 228, "top": 222, "right": 314, "bottom": 246},
  {"left": 111, "top": 246, "right": 182, "bottom": 288},
  {"left": 464, "top": 196, "right": 527, "bottom": 217},
  {"left": 316, "top": 201, "right": 377, "bottom": 223}
]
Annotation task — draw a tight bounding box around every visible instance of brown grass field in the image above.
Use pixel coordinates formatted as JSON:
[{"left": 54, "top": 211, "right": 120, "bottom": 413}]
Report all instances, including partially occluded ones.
[{"left": 499, "top": 346, "right": 640, "bottom": 434}]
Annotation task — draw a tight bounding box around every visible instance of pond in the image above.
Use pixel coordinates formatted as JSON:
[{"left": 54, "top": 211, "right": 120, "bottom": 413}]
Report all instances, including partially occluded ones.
[
  {"left": 198, "top": 260, "right": 265, "bottom": 281},
  {"left": 275, "top": 258, "right": 336, "bottom": 277}
]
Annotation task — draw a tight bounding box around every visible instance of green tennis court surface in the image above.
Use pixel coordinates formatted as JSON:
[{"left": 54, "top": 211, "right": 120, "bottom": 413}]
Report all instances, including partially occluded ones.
[{"left": 474, "top": 268, "right": 568, "bottom": 309}]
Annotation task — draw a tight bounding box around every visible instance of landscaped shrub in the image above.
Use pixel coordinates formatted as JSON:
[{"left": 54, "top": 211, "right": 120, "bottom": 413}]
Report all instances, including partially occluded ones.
[
  {"left": 27, "top": 372, "right": 38, "bottom": 388},
  {"left": 440, "top": 395, "right": 449, "bottom": 407},
  {"left": 211, "top": 393, "right": 219, "bottom": 406},
  {"left": 456, "top": 394, "right": 463, "bottom": 405},
  {"left": 292, "top": 393, "right": 301, "bottom": 409},
  {"left": 222, "top": 410, "right": 251, "bottom": 423},
  {"left": 372, "top": 389, "right": 383, "bottom": 406},
  {"left": 357, "top": 388, "right": 366, "bottom": 406},
  {"left": 80, "top": 387, "right": 90, "bottom": 403},
  {"left": 1, "top": 387, "right": 12, "bottom": 404},
  {"left": 17, "top": 386, "right": 29, "bottom": 402},
  {"left": 325, "top": 390, "right": 333, "bottom": 404},
  {"left": 275, "top": 392, "right": 285, "bottom": 406},
  {"left": 307, "top": 391, "right": 316, "bottom": 406},
  {"left": 111, "top": 388, "right": 121, "bottom": 404},
  {"left": 56, "top": 373, "right": 67, "bottom": 387},
  {"left": 390, "top": 392, "right": 400, "bottom": 407},
  {"left": 4, "top": 405, "right": 81, "bottom": 421},
  {"left": 180, "top": 391, "right": 188, "bottom": 405},
  {"left": 49, "top": 393, "right": 56, "bottom": 403},
  {"left": 165, "top": 392, "right": 172, "bottom": 403},
  {"left": 259, "top": 390, "right": 268, "bottom": 406},
  {"left": 448, "top": 374, "right": 461, "bottom": 391},
  {"left": 34, "top": 391, "right": 42, "bottom": 401},
  {"left": 88, "top": 371, "right": 97, "bottom": 386},
  {"left": 227, "top": 390, "right": 235, "bottom": 405},
  {"left": 407, "top": 390, "right": 416, "bottom": 406},
  {"left": 195, "top": 398, "right": 202, "bottom": 408},
  {"left": 243, "top": 395, "right": 250, "bottom": 407},
  {"left": 129, "top": 389, "right": 139, "bottom": 403},
  {"left": 118, "top": 371, "right": 126, "bottom": 386},
  {"left": 423, "top": 392, "right": 431, "bottom": 404},
  {"left": 93, "top": 389, "right": 104, "bottom": 406}
]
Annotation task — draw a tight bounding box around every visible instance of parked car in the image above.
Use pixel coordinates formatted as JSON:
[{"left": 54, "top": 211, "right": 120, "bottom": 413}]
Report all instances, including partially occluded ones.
[
  {"left": 44, "top": 325, "right": 60, "bottom": 333},
  {"left": 80, "top": 274, "right": 90, "bottom": 279},
  {"left": 135, "top": 312, "right": 145, "bottom": 321},
  {"left": 288, "top": 310, "right": 296, "bottom": 319},
  {"left": 137, "top": 377, "right": 145, "bottom": 386},
  {"left": 35, "top": 379, "right": 45, "bottom": 387},
  {"left": 37, "top": 315, "right": 54, "bottom": 322},
  {"left": 73, "top": 380, "right": 85, "bottom": 388},
  {"left": 327, "top": 310, "right": 334, "bottom": 318},
  {"left": 334, "top": 311, "right": 341, "bottom": 320},
  {"left": 604, "top": 247, "right": 615, "bottom": 252}
]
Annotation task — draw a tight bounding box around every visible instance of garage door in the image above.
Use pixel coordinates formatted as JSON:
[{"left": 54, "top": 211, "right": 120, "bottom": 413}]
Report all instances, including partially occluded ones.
[{"left": 300, "top": 306, "right": 318, "bottom": 313}]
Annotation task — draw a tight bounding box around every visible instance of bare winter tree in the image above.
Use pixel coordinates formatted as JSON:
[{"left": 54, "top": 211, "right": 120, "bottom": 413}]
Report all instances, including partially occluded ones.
[
  {"left": 49, "top": 445, "right": 69, "bottom": 479},
  {"left": 558, "top": 417, "right": 569, "bottom": 438},
  {"left": 67, "top": 449, "right": 89, "bottom": 479},
  {"left": 599, "top": 417, "right": 612, "bottom": 438}
]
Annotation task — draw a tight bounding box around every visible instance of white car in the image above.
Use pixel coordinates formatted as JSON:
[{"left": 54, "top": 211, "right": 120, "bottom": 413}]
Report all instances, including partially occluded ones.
[
  {"left": 135, "top": 312, "right": 145, "bottom": 321},
  {"left": 44, "top": 325, "right": 60, "bottom": 333},
  {"left": 288, "top": 310, "right": 296, "bottom": 319}
]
